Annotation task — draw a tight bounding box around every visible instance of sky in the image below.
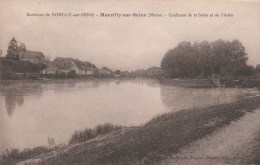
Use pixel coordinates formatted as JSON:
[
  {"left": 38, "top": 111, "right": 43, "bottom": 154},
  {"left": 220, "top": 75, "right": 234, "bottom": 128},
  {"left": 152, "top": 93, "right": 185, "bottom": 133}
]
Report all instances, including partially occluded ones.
[{"left": 0, "top": 0, "right": 259, "bottom": 71}]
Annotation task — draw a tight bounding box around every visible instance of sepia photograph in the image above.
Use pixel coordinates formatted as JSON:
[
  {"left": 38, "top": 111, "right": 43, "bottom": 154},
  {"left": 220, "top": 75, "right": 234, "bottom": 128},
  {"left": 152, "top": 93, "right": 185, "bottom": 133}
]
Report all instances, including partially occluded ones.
[{"left": 0, "top": 0, "right": 260, "bottom": 164}]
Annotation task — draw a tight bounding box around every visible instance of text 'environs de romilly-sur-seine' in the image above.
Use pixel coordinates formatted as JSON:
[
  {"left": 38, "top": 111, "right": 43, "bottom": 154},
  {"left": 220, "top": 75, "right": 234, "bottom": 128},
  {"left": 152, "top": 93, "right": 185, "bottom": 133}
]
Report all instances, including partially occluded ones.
[{"left": 26, "top": 12, "right": 234, "bottom": 18}]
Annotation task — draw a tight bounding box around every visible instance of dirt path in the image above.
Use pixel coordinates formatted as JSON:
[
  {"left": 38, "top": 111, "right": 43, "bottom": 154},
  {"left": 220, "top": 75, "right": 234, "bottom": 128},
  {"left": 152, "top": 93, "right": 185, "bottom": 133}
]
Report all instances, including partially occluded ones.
[{"left": 161, "top": 109, "right": 260, "bottom": 165}]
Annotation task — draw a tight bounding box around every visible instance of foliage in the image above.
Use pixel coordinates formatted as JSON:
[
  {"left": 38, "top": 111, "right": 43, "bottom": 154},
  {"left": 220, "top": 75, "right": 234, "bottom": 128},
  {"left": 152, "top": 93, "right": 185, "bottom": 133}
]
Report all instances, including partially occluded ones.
[
  {"left": 115, "top": 70, "right": 121, "bottom": 75},
  {"left": 132, "top": 67, "right": 164, "bottom": 78},
  {"left": 47, "top": 137, "right": 55, "bottom": 146},
  {"left": 69, "top": 123, "right": 122, "bottom": 144},
  {"left": 256, "top": 64, "right": 260, "bottom": 78},
  {"left": 67, "top": 70, "right": 76, "bottom": 78},
  {"left": 19, "top": 43, "right": 26, "bottom": 51},
  {"left": 236, "top": 65, "right": 255, "bottom": 76},
  {"left": 161, "top": 40, "right": 249, "bottom": 78},
  {"left": 5, "top": 38, "right": 19, "bottom": 61},
  {"left": 55, "top": 71, "right": 66, "bottom": 79},
  {"left": 0, "top": 59, "right": 46, "bottom": 73},
  {"left": 0, "top": 147, "right": 50, "bottom": 165}
]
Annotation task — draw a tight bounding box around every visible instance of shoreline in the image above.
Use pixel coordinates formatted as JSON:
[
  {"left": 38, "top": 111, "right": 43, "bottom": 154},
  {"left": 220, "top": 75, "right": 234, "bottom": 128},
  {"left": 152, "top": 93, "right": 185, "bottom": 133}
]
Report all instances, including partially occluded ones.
[
  {"left": 1, "top": 96, "right": 260, "bottom": 165},
  {"left": 1, "top": 77, "right": 259, "bottom": 89}
]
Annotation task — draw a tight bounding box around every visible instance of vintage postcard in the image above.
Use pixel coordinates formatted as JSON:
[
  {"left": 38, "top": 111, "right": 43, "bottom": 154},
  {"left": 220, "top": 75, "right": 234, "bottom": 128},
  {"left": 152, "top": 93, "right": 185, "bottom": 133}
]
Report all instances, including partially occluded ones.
[{"left": 0, "top": 0, "right": 260, "bottom": 164}]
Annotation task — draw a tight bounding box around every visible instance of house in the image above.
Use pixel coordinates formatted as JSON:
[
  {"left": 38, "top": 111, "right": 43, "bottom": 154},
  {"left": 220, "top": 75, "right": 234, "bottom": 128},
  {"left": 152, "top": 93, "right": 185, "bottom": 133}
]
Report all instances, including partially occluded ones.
[
  {"left": 42, "top": 62, "right": 58, "bottom": 75},
  {"left": 70, "top": 61, "right": 83, "bottom": 75},
  {"left": 66, "top": 61, "right": 94, "bottom": 76},
  {"left": 53, "top": 57, "right": 95, "bottom": 76},
  {"left": 85, "top": 67, "right": 94, "bottom": 75},
  {"left": 99, "top": 67, "right": 113, "bottom": 76},
  {"left": 54, "top": 61, "right": 80, "bottom": 75},
  {"left": 19, "top": 50, "right": 45, "bottom": 63}
]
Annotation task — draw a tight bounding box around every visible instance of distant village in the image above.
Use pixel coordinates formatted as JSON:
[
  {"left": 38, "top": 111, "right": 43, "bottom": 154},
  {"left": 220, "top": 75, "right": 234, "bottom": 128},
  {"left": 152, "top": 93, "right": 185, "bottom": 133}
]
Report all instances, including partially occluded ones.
[{"left": 0, "top": 38, "right": 164, "bottom": 80}]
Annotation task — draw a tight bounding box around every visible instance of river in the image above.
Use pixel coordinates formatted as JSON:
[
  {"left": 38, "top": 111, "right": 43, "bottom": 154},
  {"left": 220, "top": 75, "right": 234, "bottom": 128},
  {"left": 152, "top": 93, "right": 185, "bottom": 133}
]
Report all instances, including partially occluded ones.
[{"left": 0, "top": 79, "right": 259, "bottom": 153}]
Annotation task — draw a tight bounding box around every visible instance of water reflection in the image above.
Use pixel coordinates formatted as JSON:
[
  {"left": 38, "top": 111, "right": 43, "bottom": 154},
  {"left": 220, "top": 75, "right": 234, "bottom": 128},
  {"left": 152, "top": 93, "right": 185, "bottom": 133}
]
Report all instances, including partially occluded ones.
[
  {"left": 5, "top": 90, "right": 24, "bottom": 116},
  {"left": 0, "top": 82, "right": 43, "bottom": 116},
  {"left": 0, "top": 80, "right": 114, "bottom": 116},
  {"left": 160, "top": 86, "right": 246, "bottom": 111},
  {"left": 52, "top": 79, "right": 111, "bottom": 92}
]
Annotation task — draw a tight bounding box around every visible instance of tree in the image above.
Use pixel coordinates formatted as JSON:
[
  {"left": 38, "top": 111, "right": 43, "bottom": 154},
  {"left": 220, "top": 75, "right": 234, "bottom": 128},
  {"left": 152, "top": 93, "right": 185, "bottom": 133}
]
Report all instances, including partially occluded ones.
[
  {"left": 115, "top": 70, "right": 121, "bottom": 75},
  {"left": 224, "top": 40, "right": 247, "bottom": 76},
  {"left": 161, "top": 42, "right": 195, "bottom": 78},
  {"left": 196, "top": 41, "right": 212, "bottom": 77},
  {"left": 67, "top": 70, "right": 76, "bottom": 78},
  {"left": 161, "top": 39, "right": 250, "bottom": 78},
  {"left": 256, "top": 64, "right": 260, "bottom": 78},
  {"left": 236, "top": 65, "right": 255, "bottom": 76},
  {"left": 6, "top": 38, "right": 19, "bottom": 61},
  {"left": 19, "top": 43, "right": 26, "bottom": 51}
]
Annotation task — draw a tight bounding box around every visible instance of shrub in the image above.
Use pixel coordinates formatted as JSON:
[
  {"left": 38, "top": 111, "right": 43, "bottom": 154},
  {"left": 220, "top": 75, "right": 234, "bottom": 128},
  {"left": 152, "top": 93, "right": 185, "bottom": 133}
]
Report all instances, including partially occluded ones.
[
  {"left": 67, "top": 70, "right": 76, "bottom": 78},
  {"left": 0, "top": 147, "right": 50, "bottom": 165},
  {"left": 69, "top": 123, "right": 122, "bottom": 144}
]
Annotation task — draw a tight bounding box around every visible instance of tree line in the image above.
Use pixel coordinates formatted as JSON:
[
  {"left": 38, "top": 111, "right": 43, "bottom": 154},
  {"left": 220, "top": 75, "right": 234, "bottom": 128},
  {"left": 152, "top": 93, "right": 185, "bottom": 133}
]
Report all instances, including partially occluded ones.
[{"left": 161, "top": 39, "right": 257, "bottom": 78}]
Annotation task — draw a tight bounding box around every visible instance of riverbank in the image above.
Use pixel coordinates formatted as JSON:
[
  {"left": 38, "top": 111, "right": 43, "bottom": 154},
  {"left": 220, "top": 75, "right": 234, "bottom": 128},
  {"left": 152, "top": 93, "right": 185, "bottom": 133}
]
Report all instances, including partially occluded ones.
[
  {"left": 220, "top": 78, "right": 260, "bottom": 88},
  {"left": 158, "top": 78, "right": 216, "bottom": 87},
  {"left": 158, "top": 77, "right": 260, "bottom": 89},
  {"left": 1, "top": 96, "right": 260, "bottom": 165},
  {"left": 1, "top": 77, "right": 260, "bottom": 89}
]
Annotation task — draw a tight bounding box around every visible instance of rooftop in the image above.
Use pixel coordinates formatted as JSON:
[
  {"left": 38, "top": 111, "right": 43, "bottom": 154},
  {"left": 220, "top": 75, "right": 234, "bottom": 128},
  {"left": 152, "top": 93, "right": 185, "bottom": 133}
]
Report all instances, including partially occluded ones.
[{"left": 19, "top": 50, "right": 45, "bottom": 60}]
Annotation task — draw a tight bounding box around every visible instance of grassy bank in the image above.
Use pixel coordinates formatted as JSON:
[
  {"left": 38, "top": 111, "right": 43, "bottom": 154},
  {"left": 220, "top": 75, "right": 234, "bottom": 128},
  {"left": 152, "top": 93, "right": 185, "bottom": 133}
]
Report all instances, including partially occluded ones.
[
  {"left": 69, "top": 123, "right": 122, "bottom": 144},
  {"left": 1, "top": 96, "right": 260, "bottom": 165},
  {"left": 0, "top": 147, "right": 52, "bottom": 165}
]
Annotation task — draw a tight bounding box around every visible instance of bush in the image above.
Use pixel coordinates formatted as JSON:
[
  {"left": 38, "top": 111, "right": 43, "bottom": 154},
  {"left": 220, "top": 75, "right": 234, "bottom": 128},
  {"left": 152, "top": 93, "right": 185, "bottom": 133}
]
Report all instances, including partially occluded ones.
[
  {"left": 0, "top": 59, "right": 46, "bottom": 80},
  {"left": 55, "top": 71, "right": 66, "bottom": 79},
  {"left": 69, "top": 123, "right": 122, "bottom": 144},
  {"left": 67, "top": 70, "right": 76, "bottom": 78},
  {"left": 0, "top": 147, "right": 50, "bottom": 165}
]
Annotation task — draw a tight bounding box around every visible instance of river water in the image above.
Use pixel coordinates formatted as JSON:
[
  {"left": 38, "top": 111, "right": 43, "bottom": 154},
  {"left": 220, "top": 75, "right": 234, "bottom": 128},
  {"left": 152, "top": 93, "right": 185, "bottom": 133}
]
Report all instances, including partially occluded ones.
[{"left": 0, "top": 79, "right": 259, "bottom": 153}]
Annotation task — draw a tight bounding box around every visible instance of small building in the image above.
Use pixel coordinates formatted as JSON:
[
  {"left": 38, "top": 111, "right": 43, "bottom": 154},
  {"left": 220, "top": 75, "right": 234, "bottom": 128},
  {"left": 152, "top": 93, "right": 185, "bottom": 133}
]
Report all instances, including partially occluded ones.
[
  {"left": 19, "top": 50, "right": 45, "bottom": 63},
  {"left": 53, "top": 57, "right": 96, "bottom": 76},
  {"left": 55, "top": 61, "right": 93, "bottom": 76},
  {"left": 70, "top": 62, "right": 83, "bottom": 75}
]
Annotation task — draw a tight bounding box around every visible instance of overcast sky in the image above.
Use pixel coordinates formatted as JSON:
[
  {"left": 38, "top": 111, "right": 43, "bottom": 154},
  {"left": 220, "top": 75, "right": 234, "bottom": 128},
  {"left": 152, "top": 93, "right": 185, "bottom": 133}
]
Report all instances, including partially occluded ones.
[{"left": 0, "top": 0, "right": 259, "bottom": 71}]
